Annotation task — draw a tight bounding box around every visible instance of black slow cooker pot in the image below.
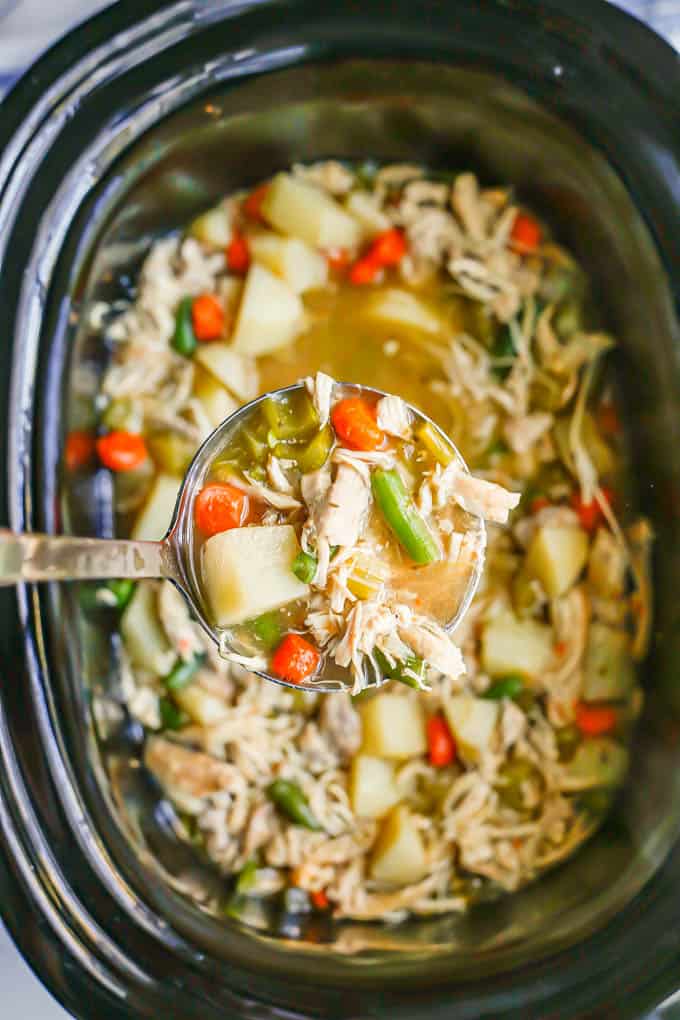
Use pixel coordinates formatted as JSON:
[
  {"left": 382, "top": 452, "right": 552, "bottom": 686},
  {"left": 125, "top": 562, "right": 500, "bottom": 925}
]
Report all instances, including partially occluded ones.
[{"left": 0, "top": 2, "right": 679, "bottom": 1017}]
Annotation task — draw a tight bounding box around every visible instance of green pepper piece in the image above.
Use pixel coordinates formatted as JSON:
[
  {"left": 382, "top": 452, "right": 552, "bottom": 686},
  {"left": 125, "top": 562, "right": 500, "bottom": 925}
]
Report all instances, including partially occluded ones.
[
  {"left": 482, "top": 675, "right": 525, "bottom": 700},
  {"left": 79, "top": 580, "right": 135, "bottom": 612},
  {"left": 297, "top": 426, "right": 334, "bottom": 473},
  {"left": 496, "top": 758, "right": 541, "bottom": 812},
  {"left": 267, "top": 779, "right": 322, "bottom": 831},
  {"left": 107, "top": 579, "right": 136, "bottom": 610},
  {"left": 261, "top": 392, "right": 319, "bottom": 441},
  {"left": 235, "top": 858, "right": 259, "bottom": 895},
  {"left": 172, "top": 296, "right": 197, "bottom": 357},
  {"left": 416, "top": 421, "right": 454, "bottom": 467},
  {"left": 374, "top": 648, "right": 426, "bottom": 690},
  {"left": 371, "top": 468, "right": 441, "bottom": 565},
  {"left": 250, "top": 611, "right": 283, "bottom": 651},
  {"left": 159, "top": 696, "right": 190, "bottom": 731},
  {"left": 292, "top": 551, "right": 317, "bottom": 584},
  {"left": 164, "top": 653, "right": 205, "bottom": 692}
]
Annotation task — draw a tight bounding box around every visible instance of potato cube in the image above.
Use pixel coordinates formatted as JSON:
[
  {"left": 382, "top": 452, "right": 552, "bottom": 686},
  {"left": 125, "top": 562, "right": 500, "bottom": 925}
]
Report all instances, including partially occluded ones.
[
  {"left": 231, "top": 264, "right": 304, "bottom": 356},
  {"left": 131, "top": 474, "right": 182, "bottom": 542},
  {"left": 121, "top": 583, "right": 175, "bottom": 677},
  {"left": 561, "top": 738, "right": 629, "bottom": 791},
  {"left": 480, "top": 611, "right": 553, "bottom": 679},
  {"left": 349, "top": 755, "right": 400, "bottom": 819},
  {"left": 261, "top": 172, "right": 362, "bottom": 249},
  {"left": 192, "top": 364, "right": 240, "bottom": 429},
  {"left": 201, "top": 524, "right": 309, "bottom": 626},
  {"left": 344, "top": 190, "right": 391, "bottom": 238},
  {"left": 526, "top": 525, "right": 589, "bottom": 598},
  {"left": 367, "top": 289, "right": 442, "bottom": 335},
  {"left": 173, "top": 685, "right": 230, "bottom": 726},
  {"left": 370, "top": 805, "right": 428, "bottom": 885},
  {"left": 194, "top": 344, "right": 258, "bottom": 402},
  {"left": 188, "top": 203, "right": 232, "bottom": 247},
  {"left": 359, "top": 693, "right": 427, "bottom": 760},
  {"left": 443, "top": 695, "right": 499, "bottom": 763},
  {"left": 582, "top": 622, "right": 635, "bottom": 702},
  {"left": 248, "top": 231, "right": 328, "bottom": 293}
]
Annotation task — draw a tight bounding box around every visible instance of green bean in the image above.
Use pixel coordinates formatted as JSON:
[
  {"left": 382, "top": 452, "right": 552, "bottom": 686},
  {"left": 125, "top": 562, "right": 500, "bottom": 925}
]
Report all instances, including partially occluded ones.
[
  {"left": 267, "top": 779, "right": 322, "bottom": 831},
  {"left": 235, "top": 858, "right": 259, "bottom": 895},
  {"left": 371, "top": 468, "right": 441, "bottom": 565},
  {"left": 159, "top": 697, "right": 190, "bottom": 731},
  {"left": 482, "top": 675, "right": 525, "bottom": 701},
  {"left": 164, "top": 654, "right": 205, "bottom": 692},
  {"left": 416, "top": 421, "right": 454, "bottom": 467},
  {"left": 172, "top": 296, "right": 197, "bottom": 357},
  {"left": 250, "top": 611, "right": 283, "bottom": 651},
  {"left": 374, "top": 648, "right": 425, "bottom": 689}
]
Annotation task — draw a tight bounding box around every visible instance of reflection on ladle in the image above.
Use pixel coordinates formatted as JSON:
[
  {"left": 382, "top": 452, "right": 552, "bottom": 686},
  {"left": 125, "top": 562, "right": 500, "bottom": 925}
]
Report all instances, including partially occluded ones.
[{"left": 0, "top": 379, "right": 518, "bottom": 694}]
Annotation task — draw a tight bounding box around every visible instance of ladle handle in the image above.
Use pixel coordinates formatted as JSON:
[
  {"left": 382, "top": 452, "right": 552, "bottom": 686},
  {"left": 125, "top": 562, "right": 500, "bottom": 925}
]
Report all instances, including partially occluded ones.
[{"left": 0, "top": 528, "right": 176, "bottom": 586}]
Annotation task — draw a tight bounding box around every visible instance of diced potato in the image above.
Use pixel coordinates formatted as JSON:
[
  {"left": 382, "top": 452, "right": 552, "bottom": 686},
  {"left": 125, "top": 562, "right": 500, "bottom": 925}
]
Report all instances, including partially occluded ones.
[
  {"left": 443, "top": 695, "right": 499, "bottom": 764},
  {"left": 131, "top": 474, "right": 182, "bottom": 542},
  {"left": 188, "top": 203, "right": 233, "bottom": 247},
  {"left": 230, "top": 264, "right": 304, "bottom": 357},
  {"left": 201, "top": 524, "right": 309, "bottom": 626},
  {"left": 194, "top": 344, "right": 258, "bottom": 402},
  {"left": 526, "top": 525, "right": 589, "bottom": 598},
  {"left": 349, "top": 755, "right": 400, "bottom": 819},
  {"left": 261, "top": 172, "right": 362, "bottom": 249},
  {"left": 367, "top": 289, "right": 442, "bottom": 335},
  {"left": 192, "top": 364, "right": 240, "bottom": 429},
  {"left": 344, "top": 190, "right": 391, "bottom": 238},
  {"left": 561, "top": 738, "right": 629, "bottom": 791},
  {"left": 480, "top": 610, "right": 553, "bottom": 679},
  {"left": 173, "top": 685, "right": 230, "bottom": 726},
  {"left": 370, "top": 805, "right": 428, "bottom": 885},
  {"left": 582, "top": 622, "right": 635, "bottom": 702},
  {"left": 358, "top": 694, "right": 427, "bottom": 760},
  {"left": 121, "top": 583, "right": 175, "bottom": 676},
  {"left": 248, "top": 231, "right": 328, "bottom": 293}
]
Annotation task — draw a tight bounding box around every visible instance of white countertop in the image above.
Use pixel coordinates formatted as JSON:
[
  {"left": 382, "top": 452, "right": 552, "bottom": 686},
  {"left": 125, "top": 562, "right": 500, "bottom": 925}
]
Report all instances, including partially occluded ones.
[{"left": 0, "top": 1, "right": 678, "bottom": 1017}]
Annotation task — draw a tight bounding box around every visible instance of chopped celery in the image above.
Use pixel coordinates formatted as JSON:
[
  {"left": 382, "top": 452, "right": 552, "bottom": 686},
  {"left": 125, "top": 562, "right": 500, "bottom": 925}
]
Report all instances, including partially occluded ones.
[
  {"left": 267, "top": 779, "right": 322, "bottom": 830},
  {"left": 416, "top": 421, "right": 454, "bottom": 467},
  {"left": 495, "top": 758, "right": 541, "bottom": 812},
  {"left": 297, "top": 426, "right": 334, "bottom": 473},
  {"left": 292, "top": 551, "right": 317, "bottom": 584},
  {"left": 172, "top": 296, "right": 197, "bottom": 357},
  {"left": 164, "top": 654, "right": 205, "bottom": 692},
  {"left": 250, "top": 611, "right": 283, "bottom": 651},
  {"left": 261, "top": 391, "right": 319, "bottom": 441},
  {"left": 347, "top": 560, "right": 387, "bottom": 600},
  {"left": 371, "top": 468, "right": 441, "bottom": 565}
]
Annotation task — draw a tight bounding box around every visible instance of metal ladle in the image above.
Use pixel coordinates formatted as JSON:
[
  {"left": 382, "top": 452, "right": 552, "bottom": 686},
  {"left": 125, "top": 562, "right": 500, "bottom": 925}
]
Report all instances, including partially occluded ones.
[{"left": 0, "top": 382, "right": 486, "bottom": 692}]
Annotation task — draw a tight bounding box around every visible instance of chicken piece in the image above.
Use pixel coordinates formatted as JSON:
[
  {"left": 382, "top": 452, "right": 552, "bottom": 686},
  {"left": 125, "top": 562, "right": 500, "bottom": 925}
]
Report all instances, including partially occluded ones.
[
  {"left": 396, "top": 611, "right": 466, "bottom": 680},
  {"left": 318, "top": 465, "right": 370, "bottom": 548},
  {"left": 432, "top": 463, "right": 520, "bottom": 523},
  {"left": 451, "top": 173, "right": 490, "bottom": 243},
  {"left": 145, "top": 736, "right": 243, "bottom": 801},
  {"left": 305, "top": 371, "right": 334, "bottom": 426},
  {"left": 376, "top": 394, "right": 411, "bottom": 439},
  {"left": 243, "top": 801, "right": 278, "bottom": 859},
  {"left": 301, "top": 464, "right": 333, "bottom": 511},
  {"left": 266, "top": 455, "right": 296, "bottom": 496},
  {"left": 293, "top": 160, "right": 356, "bottom": 196},
  {"left": 502, "top": 412, "right": 553, "bottom": 455},
  {"left": 226, "top": 473, "right": 301, "bottom": 511},
  {"left": 158, "top": 581, "right": 205, "bottom": 661},
  {"left": 319, "top": 693, "right": 362, "bottom": 759}
]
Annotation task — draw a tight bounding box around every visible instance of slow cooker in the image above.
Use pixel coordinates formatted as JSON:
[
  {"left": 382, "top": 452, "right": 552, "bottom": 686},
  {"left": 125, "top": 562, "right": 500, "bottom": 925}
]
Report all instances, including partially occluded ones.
[{"left": 0, "top": 2, "right": 679, "bottom": 1017}]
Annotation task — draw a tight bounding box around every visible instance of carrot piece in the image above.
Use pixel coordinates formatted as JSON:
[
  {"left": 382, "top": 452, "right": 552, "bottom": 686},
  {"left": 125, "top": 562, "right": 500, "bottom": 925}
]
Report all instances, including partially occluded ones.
[
  {"left": 96, "top": 431, "right": 148, "bottom": 472},
  {"left": 194, "top": 482, "right": 249, "bottom": 537},
  {"left": 575, "top": 701, "right": 617, "bottom": 737},
  {"left": 570, "top": 487, "right": 612, "bottom": 533},
  {"left": 348, "top": 255, "right": 381, "bottom": 285},
  {"left": 427, "top": 715, "right": 456, "bottom": 767},
  {"left": 271, "top": 633, "right": 320, "bottom": 684},
  {"left": 325, "top": 247, "right": 351, "bottom": 273},
  {"left": 227, "top": 231, "right": 250, "bottom": 274},
  {"left": 191, "top": 293, "right": 224, "bottom": 341},
  {"left": 368, "top": 228, "right": 407, "bottom": 266},
  {"left": 311, "top": 889, "right": 329, "bottom": 910},
  {"left": 243, "top": 182, "right": 270, "bottom": 222},
  {"left": 65, "top": 430, "right": 95, "bottom": 472},
  {"left": 530, "top": 496, "right": 551, "bottom": 514},
  {"left": 331, "top": 397, "right": 385, "bottom": 451},
  {"left": 510, "top": 212, "right": 542, "bottom": 253}
]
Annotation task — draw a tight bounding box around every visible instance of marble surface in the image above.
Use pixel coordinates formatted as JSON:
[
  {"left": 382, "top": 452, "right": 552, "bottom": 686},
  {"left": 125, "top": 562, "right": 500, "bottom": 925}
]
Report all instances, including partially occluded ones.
[{"left": 0, "top": 1, "right": 678, "bottom": 1017}]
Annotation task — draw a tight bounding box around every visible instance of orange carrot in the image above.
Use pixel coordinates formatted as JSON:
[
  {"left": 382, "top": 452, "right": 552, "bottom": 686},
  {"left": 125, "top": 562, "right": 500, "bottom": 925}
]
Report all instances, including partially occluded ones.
[
  {"left": 271, "top": 633, "right": 320, "bottom": 684},
  {"left": 194, "top": 482, "right": 249, "bottom": 537},
  {"left": 96, "top": 431, "right": 147, "bottom": 472},
  {"left": 331, "top": 397, "right": 384, "bottom": 451},
  {"left": 570, "top": 487, "right": 612, "bottom": 533},
  {"left": 311, "top": 889, "right": 329, "bottom": 910},
  {"left": 510, "top": 212, "right": 542, "bottom": 253},
  {"left": 325, "top": 247, "right": 351, "bottom": 273},
  {"left": 65, "top": 430, "right": 95, "bottom": 472},
  {"left": 348, "top": 255, "right": 381, "bottom": 285},
  {"left": 368, "top": 228, "right": 407, "bottom": 266},
  {"left": 243, "top": 182, "right": 270, "bottom": 222},
  {"left": 427, "top": 715, "right": 456, "bottom": 767},
  {"left": 191, "top": 293, "right": 224, "bottom": 341},
  {"left": 227, "top": 231, "right": 250, "bottom": 274},
  {"left": 575, "top": 701, "right": 617, "bottom": 737}
]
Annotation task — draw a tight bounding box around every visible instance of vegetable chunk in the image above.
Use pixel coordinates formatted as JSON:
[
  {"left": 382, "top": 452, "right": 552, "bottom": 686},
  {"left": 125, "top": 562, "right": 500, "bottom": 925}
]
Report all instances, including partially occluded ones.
[
  {"left": 261, "top": 172, "right": 362, "bottom": 249},
  {"left": 443, "top": 695, "right": 499, "bottom": 763},
  {"left": 201, "top": 525, "right": 309, "bottom": 626},
  {"left": 131, "top": 474, "right": 181, "bottom": 542},
  {"left": 526, "top": 525, "right": 589, "bottom": 598},
  {"left": 370, "top": 805, "right": 428, "bottom": 884},
  {"left": 248, "top": 232, "right": 328, "bottom": 293},
  {"left": 582, "top": 622, "right": 635, "bottom": 702},
  {"left": 349, "top": 755, "right": 401, "bottom": 818},
  {"left": 359, "top": 694, "right": 427, "bottom": 759},
  {"left": 231, "top": 264, "right": 304, "bottom": 356},
  {"left": 480, "top": 611, "right": 553, "bottom": 679}
]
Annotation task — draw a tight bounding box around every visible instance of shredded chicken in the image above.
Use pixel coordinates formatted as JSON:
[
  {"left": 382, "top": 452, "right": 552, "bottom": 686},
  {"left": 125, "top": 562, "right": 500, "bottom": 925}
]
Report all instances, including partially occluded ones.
[
  {"left": 317, "top": 464, "right": 371, "bottom": 548},
  {"left": 431, "top": 462, "right": 520, "bottom": 523},
  {"left": 376, "top": 394, "right": 411, "bottom": 439}
]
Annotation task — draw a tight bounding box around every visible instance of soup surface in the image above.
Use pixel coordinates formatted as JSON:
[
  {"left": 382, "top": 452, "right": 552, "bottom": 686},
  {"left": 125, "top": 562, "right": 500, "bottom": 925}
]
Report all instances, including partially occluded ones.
[{"left": 75, "top": 161, "right": 652, "bottom": 924}]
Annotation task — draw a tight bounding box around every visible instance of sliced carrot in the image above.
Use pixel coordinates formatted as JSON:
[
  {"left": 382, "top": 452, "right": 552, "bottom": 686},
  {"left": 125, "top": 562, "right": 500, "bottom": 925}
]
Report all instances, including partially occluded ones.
[
  {"left": 570, "top": 487, "right": 612, "bottom": 533},
  {"left": 325, "top": 247, "right": 351, "bottom": 273},
  {"left": 194, "top": 482, "right": 249, "bottom": 537},
  {"left": 227, "top": 231, "right": 250, "bottom": 274},
  {"left": 65, "top": 430, "right": 95, "bottom": 472},
  {"left": 96, "top": 431, "right": 148, "bottom": 472},
  {"left": 368, "top": 228, "right": 407, "bottom": 267},
  {"left": 243, "top": 182, "right": 270, "bottom": 222},
  {"left": 530, "top": 496, "right": 551, "bottom": 514},
  {"left": 331, "top": 397, "right": 385, "bottom": 451},
  {"left": 271, "top": 633, "right": 320, "bottom": 684},
  {"left": 191, "top": 293, "right": 224, "bottom": 341},
  {"left": 427, "top": 715, "right": 456, "bottom": 767},
  {"left": 348, "top": 255, "right": 381, "bottom": 285},
  {"left": 510, "top": 212, "right": 542, "bottom": 253},
  {"left": 311, "top": 889, "right": 329, "bottom": 910},
  {"left": 575, "top": 701, "right": 617, "bottom": 737}
]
